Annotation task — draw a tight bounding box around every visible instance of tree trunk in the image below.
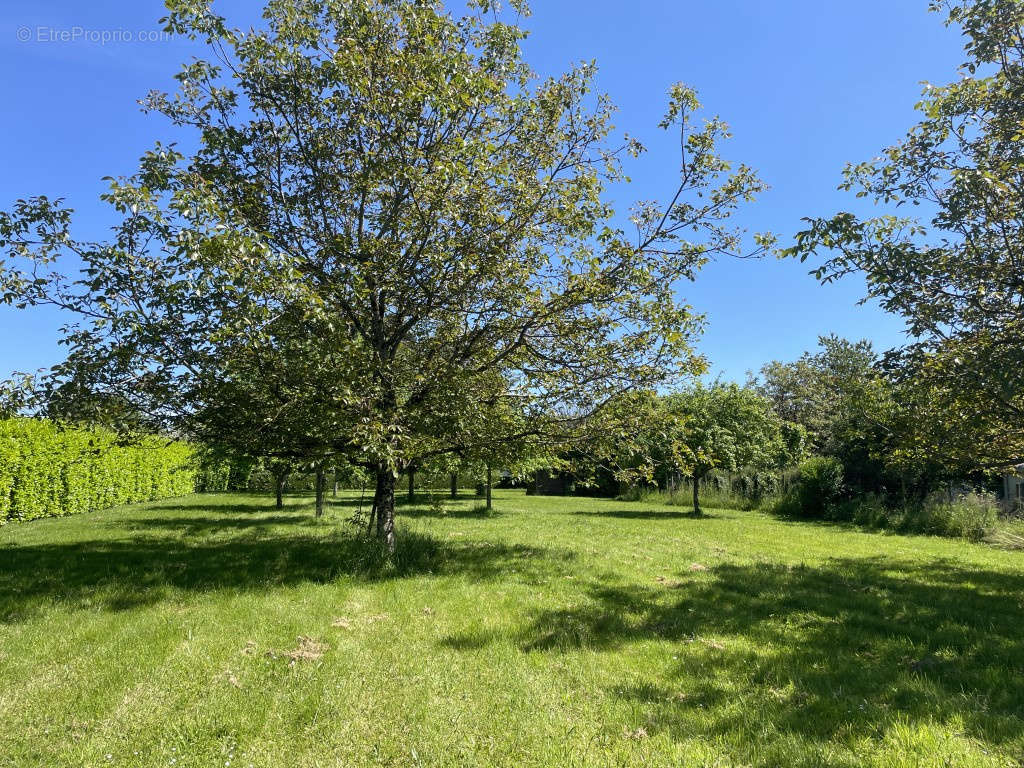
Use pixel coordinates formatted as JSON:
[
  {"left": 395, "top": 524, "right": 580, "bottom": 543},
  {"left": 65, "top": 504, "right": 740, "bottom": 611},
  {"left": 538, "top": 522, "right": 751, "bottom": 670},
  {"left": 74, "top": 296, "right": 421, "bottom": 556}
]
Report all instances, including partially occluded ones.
[
  {"left": 367, "top": 471, "right": 382, "bottom": 536},
  {"left": 408, "top": 467, "right": 415, "bottom": 504},
  {"left": 486, "top": 463, "right": 493, "bottom": 510},
  {"left": 275, "top": 471, "right": 287, "bottom": 510},
  {"left": 692, "top": 474, "right": 702, "bottom": 517},
  {"left": 450, "top": 472, "right": 458, "bottom": 499},
  {"left": 315, "top": 464, "right": 326, "bottom": 518},
  {"left": 374, "top": 466, "right": 396, "bottom": 552},
  {"left": 333, "top": 468, "right": 338, "bottom": 497}
]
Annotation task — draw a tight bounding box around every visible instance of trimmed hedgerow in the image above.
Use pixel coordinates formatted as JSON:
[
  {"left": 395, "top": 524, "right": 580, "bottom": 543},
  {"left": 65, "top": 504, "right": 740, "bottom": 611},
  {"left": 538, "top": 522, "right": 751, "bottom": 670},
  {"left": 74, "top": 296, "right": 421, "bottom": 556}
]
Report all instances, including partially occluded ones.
[{"left": 0, "top": 418, "right": 197, "bottom": 524}]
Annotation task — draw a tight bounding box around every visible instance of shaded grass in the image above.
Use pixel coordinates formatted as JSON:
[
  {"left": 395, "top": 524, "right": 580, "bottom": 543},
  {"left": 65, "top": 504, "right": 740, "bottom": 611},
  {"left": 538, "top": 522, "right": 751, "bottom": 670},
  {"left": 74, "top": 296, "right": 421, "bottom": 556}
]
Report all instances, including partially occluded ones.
[{"left": 1, "top": 490, "right": 1023, "bottom": 767}]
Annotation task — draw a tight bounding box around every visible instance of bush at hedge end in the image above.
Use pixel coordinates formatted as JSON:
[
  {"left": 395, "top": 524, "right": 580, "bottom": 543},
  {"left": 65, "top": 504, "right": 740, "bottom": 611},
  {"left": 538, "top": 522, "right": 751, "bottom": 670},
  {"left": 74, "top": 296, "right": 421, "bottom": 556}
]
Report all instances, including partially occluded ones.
[{"left": 0, "top": 418, "right": 197, "bottom": 523}]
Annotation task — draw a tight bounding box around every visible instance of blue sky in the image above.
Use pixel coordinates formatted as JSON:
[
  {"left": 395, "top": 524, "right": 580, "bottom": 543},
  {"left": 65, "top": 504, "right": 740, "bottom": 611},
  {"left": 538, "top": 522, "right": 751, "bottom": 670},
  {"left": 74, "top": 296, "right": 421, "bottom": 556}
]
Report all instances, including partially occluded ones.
[{"left": 0, "top": 1, "right": 964, "bottom": 382}]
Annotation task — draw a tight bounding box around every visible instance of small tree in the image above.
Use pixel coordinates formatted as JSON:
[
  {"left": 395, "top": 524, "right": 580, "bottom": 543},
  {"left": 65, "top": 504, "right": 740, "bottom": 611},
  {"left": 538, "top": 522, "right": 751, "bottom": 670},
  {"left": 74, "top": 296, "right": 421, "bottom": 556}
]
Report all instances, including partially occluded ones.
[{"left": 664, "top": 384, "right": 790, "bottom": 515}]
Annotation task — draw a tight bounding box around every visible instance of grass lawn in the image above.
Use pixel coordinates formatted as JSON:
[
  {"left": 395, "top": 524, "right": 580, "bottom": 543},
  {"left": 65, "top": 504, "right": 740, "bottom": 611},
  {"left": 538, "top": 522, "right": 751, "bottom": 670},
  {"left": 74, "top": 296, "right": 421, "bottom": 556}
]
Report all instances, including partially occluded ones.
[{"left": 2, "top": 490, "right": 1023, "bottom": 768}]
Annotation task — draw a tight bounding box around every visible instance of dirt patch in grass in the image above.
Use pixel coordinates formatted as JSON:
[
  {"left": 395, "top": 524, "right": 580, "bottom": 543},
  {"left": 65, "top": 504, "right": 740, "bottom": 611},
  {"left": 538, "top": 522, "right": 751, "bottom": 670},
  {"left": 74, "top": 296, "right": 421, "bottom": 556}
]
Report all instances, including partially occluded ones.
[{"left": 264, "top": 636, "right": 328, "bottom": 665}]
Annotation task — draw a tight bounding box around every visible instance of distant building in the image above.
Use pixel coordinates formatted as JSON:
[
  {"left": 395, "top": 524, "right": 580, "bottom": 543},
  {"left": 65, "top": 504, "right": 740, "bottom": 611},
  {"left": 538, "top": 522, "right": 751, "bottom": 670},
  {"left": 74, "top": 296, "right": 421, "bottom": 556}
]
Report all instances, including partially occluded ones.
[{"left": 1002, "top": 464, "right": 1024, "bottom": 510}]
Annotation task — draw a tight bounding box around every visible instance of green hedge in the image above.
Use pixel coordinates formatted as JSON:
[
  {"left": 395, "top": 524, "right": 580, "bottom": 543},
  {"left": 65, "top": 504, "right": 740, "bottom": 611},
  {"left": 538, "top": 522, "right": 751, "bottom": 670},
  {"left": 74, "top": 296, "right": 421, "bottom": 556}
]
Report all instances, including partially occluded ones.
[{"left": 0, "top": 418, "right": 197, "bottom": 524}]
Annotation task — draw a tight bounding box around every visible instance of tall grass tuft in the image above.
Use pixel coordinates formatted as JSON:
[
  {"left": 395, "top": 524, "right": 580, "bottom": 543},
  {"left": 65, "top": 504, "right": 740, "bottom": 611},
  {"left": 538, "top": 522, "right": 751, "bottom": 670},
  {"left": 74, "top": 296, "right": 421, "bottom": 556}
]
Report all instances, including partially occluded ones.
[
  {"left": 897, "top": 492, "right": 1000, "bottom": 540},
  {"left": 772, "top": 485, "right": 1003, "bottom": 541}
]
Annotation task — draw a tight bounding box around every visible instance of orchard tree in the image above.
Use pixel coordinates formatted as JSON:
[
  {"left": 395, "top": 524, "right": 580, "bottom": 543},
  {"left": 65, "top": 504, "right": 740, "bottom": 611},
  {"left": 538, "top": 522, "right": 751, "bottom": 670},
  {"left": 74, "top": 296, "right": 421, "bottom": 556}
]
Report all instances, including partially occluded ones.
[
  {"left": 664, "top": 383, "right": 791, "bottom": 515},
  {"left": 602, "top": 390, "right": 690, "bottom": 492},
  {"left": 185, "top": 303, "right": 365, "bottom": 515},
  {"left": 785, "top": 0, "right": 1024, "bottom": 471},
  {"left": 0, "top": 0, "right": 770, "bottom": 550}
]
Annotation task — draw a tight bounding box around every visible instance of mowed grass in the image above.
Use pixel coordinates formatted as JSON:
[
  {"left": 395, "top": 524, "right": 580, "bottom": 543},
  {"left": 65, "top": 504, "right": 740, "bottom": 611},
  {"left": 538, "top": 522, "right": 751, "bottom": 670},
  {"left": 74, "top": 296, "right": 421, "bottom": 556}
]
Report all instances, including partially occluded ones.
[{"left": 2, "top": 491, "right": 1024, "bottom": 768}]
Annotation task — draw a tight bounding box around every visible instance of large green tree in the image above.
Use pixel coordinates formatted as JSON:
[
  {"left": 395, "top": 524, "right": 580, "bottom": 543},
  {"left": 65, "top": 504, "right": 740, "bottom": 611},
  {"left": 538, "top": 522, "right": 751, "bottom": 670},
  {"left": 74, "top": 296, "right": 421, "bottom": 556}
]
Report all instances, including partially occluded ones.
[
  {"left": 784, "top": 0, "right": 1024, "bottom": 471},
  {"left": 758, "top": 336, "right": 986, "bottom": 499},
  {"left": 757, "top": 336, "right": 883, "bottom": 450},
  {"left": 0, "top": 0, "right": 769, "bottom": 549}
]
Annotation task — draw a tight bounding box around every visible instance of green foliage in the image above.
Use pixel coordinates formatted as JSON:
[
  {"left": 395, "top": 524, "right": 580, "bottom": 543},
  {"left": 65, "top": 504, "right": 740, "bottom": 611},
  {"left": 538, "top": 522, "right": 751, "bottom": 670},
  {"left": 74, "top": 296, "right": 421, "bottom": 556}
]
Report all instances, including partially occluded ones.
[
  {"left": 606, "top": 385, "right": 799, "bottom": 516},
  {"left": 664, "top": 383, "right": 797, "bottom": 481},
  {"left": 859, "top": 492, "right": 999, "bottom": 541},
  {"left": 609, "top": 384, "right": 799, "bottom": 515},
  {"left": 756, "top": 336, "right": 969, "bottom": 499},
  {"left": 0, "top": 417, "right": 195, "bottom": 523},
  {"left": 786, "top": 456, "right": 845, "bottom": 519},
  {"left": 192, "top": 449, "right": 257, "bottom": 493},
  {"left": 782, "top": 0, "right": 1024, "bottom": 471},
  {"left": 0, "top": 0, "right": 770, "bottom": 548},
  {"left": 774, "top": 456, "right": 1000, "bottom": 541},
  {"left": 757, "top": 336, "right": 882, "bottom": 456},
  {"left": 614, "top": 386, "right": 797, "bottom": 486}
]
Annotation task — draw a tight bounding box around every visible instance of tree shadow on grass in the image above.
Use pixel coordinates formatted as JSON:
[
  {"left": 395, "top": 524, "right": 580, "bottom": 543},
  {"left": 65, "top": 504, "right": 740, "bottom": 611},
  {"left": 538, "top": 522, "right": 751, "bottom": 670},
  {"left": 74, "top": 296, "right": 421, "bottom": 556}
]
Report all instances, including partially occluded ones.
[
  {"left": 143, "top": 502, "right": 288, "bottom": 515},
  {"left": 0, "top": 527, "right": 576, "bottom": 623},
  {"left": 400, "top": 491, "right": 484, "bottom": 502},
  {"left": 572, "top": 508, "right": 730, "bottom": 520},
  {"left": 143, "top": 497, "right": 318, "bottom": 516},
  {"left": 765, "top": 507, "right": 876, "bottom": 535},
  {"left": 113, "top": 515, "right": 324, "bottom": 533},
  {"left": 399, "top": 505, "right": 501, "bottom": 520},
  {"left": 440, "top": 556, "right": 1024, "bottom": 756}
]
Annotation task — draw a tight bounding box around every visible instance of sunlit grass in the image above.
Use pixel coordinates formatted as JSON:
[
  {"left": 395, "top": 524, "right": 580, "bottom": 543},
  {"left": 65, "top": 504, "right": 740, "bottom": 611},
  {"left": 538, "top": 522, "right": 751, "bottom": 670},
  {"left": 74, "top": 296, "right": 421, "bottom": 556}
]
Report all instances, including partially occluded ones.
[{"left": 2, "top": 489, "right": 1022, "bottom": 767}]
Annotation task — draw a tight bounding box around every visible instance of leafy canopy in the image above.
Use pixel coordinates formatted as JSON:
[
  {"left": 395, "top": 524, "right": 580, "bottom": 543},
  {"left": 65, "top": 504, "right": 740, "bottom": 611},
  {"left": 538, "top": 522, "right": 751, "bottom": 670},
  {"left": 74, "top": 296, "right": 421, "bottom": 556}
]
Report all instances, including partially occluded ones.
[
  {"left": 0, "top": 0, "right": 770, "bottom": 543},
  {"left": 783, "top": 0, "right": 1024, "bottom": 470}
]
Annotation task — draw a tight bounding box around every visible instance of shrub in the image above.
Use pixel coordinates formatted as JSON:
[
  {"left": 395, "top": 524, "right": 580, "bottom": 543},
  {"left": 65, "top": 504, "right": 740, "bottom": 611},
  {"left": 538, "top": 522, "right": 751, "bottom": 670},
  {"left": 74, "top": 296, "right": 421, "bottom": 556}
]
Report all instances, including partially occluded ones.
[
  {"left": 618, "top": 484, "right": 656, "bottom": 503},
  {"left": 770, "top": 467, "right": 1003, "bottom": 541},
  {"left": 778, "top": 456, "right": 845, "bottom": 519},
  {"left": 838, "top": 494, "right": 889, "bottom": 527},
  {"left": 0, "top": 417, "right": 196, "bottom": 524}
]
